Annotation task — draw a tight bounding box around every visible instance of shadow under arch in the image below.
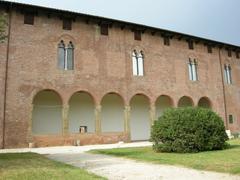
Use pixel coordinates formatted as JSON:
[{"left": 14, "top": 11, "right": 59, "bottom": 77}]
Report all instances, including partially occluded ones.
[
  {"left": 198, "top": 96, "right": 212, "bottom": 109},
  {"left": 178, "top": 96, "right": 194, "bottom": 107},
  {"left": 155, "top": 95, "right": 174, "bottom": 118}
]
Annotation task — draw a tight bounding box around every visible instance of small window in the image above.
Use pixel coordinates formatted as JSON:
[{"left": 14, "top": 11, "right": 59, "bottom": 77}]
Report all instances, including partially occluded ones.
[
  {"left": 188, "top": 40, "right": 194, "bottom": 50},
  {"left": 134, "top": 30, "right": 141, "bottom": 41},
  {"left": 229, "top": 115, "right": 234, "bottom": 124},
  {"left": 227, "top": 49, "right": 232, "bottom": 57},
  {"left": 63, "top": 18, "right": 72, "bottom": 30},
  {"left": 207, "top": 45, "right": 212, "bottom": 53},
  {"left": 188, "top": 59, "right": 198, "bottom": 81},
  {"left": 224, "top": 64, "right": 232, "bottom": 84},
  {"left": 58, "top": 40, "right": 74, "bottom": 70},
  {"left": 236, "top": 51, "right": 239, "bottom": 59},
  {"left": 24, "top": 12, "right": 34, "bottom": 25},
  {"left": 163, "top": 36, "right": 170, "bottom": 46},
  {"left": 100, "top": 24, "right": 109, "bottom": 36},
  {"left": 132, "top": 50, "right": 144, "bottom": 76}
]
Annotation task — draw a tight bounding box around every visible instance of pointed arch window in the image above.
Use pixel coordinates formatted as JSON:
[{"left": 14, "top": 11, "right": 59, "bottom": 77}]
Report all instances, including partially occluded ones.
[
  {"left": 58, "top": 40, "right": 74, "bottom": 70},
  {"left": 224, "top": 64, "right": 232, "bottom": 84},
  {"left": 132, "top": 50, "right": 144, "bottom": 76},
  {"left": 188, "top": 59, "right": 198, "bottom": 81}
]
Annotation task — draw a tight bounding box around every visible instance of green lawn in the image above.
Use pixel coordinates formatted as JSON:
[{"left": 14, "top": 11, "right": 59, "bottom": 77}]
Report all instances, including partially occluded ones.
[
  {"left": 0, "top": 153, "right": 105, "bottom": 180},
  {"left": 91, "top": 139, "right": 240, "bottom": 175}
]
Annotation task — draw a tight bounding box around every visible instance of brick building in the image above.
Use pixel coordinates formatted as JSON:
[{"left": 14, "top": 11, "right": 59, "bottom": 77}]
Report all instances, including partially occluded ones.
[{"left": 0, "top": 1, "right": 239, "bottom": 148}]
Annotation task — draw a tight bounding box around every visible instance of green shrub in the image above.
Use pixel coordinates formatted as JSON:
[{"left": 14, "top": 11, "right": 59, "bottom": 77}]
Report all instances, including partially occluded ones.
[{"left": 151, "top": 107, "right": 228, "bottom": 153}]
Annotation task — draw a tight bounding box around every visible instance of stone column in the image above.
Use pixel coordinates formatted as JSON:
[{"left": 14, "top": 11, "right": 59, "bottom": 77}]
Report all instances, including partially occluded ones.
[
  {"left": 150, "top": 104, "right": 156, "bottom": 125},
  {"left": 124, "top": 106, "right": 131, "bottom": 141},
  {"left": 95, "top": 105, "right": 102, "bottom": 134},
  {"left": 27, "top": 104, "right": 34, "bottom": 143},
  {"left": 62, "top": 104, "right": 69, "bottom": 135}
]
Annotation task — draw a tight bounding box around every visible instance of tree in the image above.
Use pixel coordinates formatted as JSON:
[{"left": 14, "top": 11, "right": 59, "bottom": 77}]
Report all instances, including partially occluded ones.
[{"left": 0, "top": 13, "right": 7, "bottom": 42}]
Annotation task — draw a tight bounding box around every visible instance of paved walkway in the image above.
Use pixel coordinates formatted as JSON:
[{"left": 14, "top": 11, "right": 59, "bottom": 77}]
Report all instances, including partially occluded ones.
[
  {"left": 48, "top": 153, "right": 240, "bottom": 180},
  {"left": 0, "top": 141, "right": 152, "bottom": 154}
]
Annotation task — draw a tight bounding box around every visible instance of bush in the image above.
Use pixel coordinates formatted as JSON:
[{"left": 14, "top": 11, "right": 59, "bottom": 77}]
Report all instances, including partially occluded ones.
[{"left": 151, "top": 107, "right": 228, "bottom": 153}]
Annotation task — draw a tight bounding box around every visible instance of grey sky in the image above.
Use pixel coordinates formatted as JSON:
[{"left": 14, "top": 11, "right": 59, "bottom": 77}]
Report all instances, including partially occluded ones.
[{"left": 8, "top": 0, "right": 240, "bottom": 46}]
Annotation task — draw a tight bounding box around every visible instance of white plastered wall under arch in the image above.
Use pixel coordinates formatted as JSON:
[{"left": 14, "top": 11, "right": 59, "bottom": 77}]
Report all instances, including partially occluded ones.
[
  {"left": 32, "top": 91, "right": 62, "bottom": 135},
  {"left": 101, "top": 94, "right": 124, "bottom": 132},
  {"left": 69, "top": 92, "right": 95, "bottom": 133},
  {"left": 130, "top": 95, "right": 150, "bottom": 141}
]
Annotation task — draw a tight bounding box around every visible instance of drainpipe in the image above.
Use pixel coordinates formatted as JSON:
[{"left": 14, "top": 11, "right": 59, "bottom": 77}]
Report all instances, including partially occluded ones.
[
  {"left": 2, "top": 2, "right": 12, "bottom": 149},
  {"left": 218, "top": 47, "right": 228, "bottom": 129}
]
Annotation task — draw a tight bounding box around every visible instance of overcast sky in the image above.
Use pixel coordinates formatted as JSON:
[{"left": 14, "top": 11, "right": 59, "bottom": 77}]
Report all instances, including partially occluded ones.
[{"left": 8, "top": 0, "right": 240, "bottom": 46}]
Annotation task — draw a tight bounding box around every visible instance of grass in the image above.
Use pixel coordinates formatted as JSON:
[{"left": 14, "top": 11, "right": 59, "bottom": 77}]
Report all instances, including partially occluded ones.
[
  {"left": 0, "top": 153, "right": 105, "bottom": 180},
  {"left": 91, "top": 139, "right": 240, "bottom": 175}
]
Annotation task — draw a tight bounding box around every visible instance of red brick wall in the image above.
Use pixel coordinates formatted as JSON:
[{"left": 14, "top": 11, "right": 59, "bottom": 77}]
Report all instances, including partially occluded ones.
[{"left": 1, "top": 8, "right": 239, "bottom": 148}]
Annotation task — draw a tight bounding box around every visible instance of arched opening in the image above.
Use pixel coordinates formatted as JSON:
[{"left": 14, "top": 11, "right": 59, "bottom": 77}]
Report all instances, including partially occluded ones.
[
  {"left": 130, "top": 94, "right": 150, "bottom": 141},
  {"left": 178, "top": 96, "right": 194, "bottom": 107},
  {"left": 68, "top": 92, "right": 95, "bottom": 133},
  {"left": 101, "top": 93, "right": 124, "bottom": 132},
  {"left": 198, "top": 97, "right": 212, "bottom": 109},
  {"left": 32, "top": 90, "right": 62, "bottom": 135},
  {"left": 155, "top": 95, "right": 173, "bottom": 119}
]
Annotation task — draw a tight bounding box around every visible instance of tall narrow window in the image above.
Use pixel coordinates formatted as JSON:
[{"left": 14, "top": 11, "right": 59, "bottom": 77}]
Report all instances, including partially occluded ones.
[
  {"left": 224, "top": 64, "right": 232, "bottom": 84},
  {"left": 24, "top": 12, "right": 34, "bottom": 25},
  {"left": 188, "top": 59, "right": 198, "bottom": 81},
  {"left": 58, "top": 40, "right": 65, "bottom": 69},
  {"left": 66, "top": 42, "right": 74, "bottom": 70},
  {"left": 134, "top": 30, "right": 141, "bottom": 41},
  {"left": 132, "top": 50, "right": 144, "bottom": 76},
  {"left": 138, "top": 51, "right": 144, "bottom": 76},
  {"left": 58, "top": 40, "right": 74, "bottom": 70}
]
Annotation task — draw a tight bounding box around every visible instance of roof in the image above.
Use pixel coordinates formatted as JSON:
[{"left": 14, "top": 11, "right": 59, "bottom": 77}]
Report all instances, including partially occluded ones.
[{"left": 0, "top": 0, "right": 239, "bottom": 50}]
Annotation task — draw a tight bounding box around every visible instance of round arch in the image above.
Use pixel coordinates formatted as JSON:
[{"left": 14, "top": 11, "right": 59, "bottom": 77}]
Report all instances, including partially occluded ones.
[
  {"left": 68, "top": 91, "right": 95, "bottom": 133},
  {"left": 178, "top": 96, "right": 194, "bottom": 107},
  {"left": 130, "top": 94, "right": 151, "bottom": 141},
  {"left": 32, "top": 89, "right": 62, "bottom": 135},
  {"left": 155, "top": 95, "right": 174, "bottom": 118},
  {"left": 198, "top": 97, "right": 212, "bottom": 109},
  {"left": 101, "top": 92, "right": 125, "bottom": 133},
  {"left": 68, "top": 90, "right": 96, "bottom": 106}
]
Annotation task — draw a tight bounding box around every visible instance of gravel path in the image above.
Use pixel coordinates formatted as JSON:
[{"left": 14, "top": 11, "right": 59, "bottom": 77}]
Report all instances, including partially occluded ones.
[{"left": 47, "top": 153, "right": 240, "bottom": 180}]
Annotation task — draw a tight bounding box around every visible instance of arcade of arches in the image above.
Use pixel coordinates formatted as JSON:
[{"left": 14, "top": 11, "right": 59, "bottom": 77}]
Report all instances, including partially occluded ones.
[{"left": 32, "top": 90, "right": 212, "bottom": 142}]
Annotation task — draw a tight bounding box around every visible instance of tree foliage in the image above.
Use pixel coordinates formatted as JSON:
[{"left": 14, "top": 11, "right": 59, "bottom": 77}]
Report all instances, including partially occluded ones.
[{"left": 151, "top": 107, "right": 229, "bottom": 153}]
